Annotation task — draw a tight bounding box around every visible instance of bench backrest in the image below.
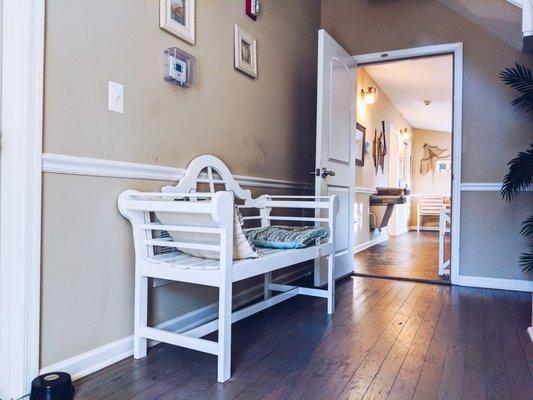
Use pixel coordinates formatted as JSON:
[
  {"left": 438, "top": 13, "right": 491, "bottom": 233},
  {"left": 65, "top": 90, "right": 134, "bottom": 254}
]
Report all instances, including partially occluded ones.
[
  {"left": 419, "top": 195, "right": 444, "bottom": 215},
  {"left": 162, "top": 155, "right": 253, "bottom": 202}
]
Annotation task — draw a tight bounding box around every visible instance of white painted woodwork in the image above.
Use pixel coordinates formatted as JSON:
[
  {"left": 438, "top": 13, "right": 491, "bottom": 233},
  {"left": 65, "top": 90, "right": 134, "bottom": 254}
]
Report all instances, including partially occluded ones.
[
  {"left": 42, "top": 153, "right": 522, "bottom": 195},
  {"left": 314, "top": 29, "right": 356, "bottom": 286},
  {"left": 0, "top": 1, "right": 45, "bottom": 398},
  {"left": 523, "top": 0, "right": 533, "bottom": 51},
  {"left": 42, "top": 153, "right": 313, "bottom": 191},
  {"left": 119, "top": 155, "right": 339, "bottom": 383},
  {"left": 439, "top": 208, "right": 451, "bottom": 276}
]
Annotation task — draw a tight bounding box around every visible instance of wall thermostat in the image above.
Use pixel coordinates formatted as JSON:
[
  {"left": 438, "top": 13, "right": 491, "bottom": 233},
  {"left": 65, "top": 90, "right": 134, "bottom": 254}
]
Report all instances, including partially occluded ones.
[{"left": 164, "top": 47, "right": 196, "bottom": 88}]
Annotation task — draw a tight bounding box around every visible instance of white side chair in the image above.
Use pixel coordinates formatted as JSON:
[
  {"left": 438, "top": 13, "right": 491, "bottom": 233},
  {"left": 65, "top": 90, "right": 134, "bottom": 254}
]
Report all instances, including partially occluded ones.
[{"left": 417, "top": 195, "right": 444, "bottom": 231}]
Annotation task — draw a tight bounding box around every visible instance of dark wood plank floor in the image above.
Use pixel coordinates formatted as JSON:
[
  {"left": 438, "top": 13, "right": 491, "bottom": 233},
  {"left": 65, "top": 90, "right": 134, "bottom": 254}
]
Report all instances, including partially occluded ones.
[
  {"left": 74, "top": 277, "right": 533, "bottom": 399},
  {"left": 355, "top": 232, "right": 450, "bottom": 283}
]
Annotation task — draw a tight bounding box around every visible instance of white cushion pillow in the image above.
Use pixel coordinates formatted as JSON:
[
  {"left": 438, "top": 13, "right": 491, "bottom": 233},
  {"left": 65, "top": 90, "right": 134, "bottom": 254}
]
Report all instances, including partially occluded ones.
[{"left": 155, "top": 205, "right": 260, "bottom": 260}]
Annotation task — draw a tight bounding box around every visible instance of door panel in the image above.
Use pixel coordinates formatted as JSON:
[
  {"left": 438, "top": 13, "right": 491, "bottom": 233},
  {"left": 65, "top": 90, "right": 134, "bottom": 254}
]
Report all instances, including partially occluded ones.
[
  {"left": 314, "top": 30, "right": 356, "bottom": 285},
  {"left": 328, "top": 59, "right": 352, "bottom": 164}
]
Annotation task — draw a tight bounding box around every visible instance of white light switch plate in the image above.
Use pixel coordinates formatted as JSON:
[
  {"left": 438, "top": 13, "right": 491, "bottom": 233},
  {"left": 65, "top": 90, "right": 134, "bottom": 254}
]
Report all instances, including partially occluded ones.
[{"left": 108, "top": 81, "right": 124, "bottom": 113}]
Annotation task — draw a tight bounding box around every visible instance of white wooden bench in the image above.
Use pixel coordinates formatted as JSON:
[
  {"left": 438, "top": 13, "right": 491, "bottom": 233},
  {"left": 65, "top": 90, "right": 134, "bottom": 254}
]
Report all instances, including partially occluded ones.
[
  {"left": 118, "top": 155, "right": 339, "bottom": 382},
  {"left": 416, "top": 195, "right": 445, "bottom": 231}
]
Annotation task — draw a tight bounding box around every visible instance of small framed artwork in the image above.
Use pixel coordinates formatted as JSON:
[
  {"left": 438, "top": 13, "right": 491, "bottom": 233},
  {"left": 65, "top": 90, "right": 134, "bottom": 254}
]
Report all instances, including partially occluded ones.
[
  {"left": 355, "top": 123, "right": 366, "bottom": 166},
  {"left": 160, "top": 0, "right": 196, "bottom": 45},
  {"left": 234, "top": 25, "right": 257, "bottom": 78}
]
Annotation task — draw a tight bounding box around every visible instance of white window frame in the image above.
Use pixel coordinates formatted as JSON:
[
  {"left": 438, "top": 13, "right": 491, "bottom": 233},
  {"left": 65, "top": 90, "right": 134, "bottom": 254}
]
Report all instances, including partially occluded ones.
[{"left": 0, "top": 0, "right": 45, "bottom": 398}]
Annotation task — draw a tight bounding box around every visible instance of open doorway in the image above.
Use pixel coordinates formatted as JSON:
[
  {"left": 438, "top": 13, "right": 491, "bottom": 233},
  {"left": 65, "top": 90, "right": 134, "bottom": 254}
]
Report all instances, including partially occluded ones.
[
  {"left": 353, "top": 55, "right": 453, "bottom": 284},
  {"left": 313, "top": 31, "right": 461, "bottom": 287}
]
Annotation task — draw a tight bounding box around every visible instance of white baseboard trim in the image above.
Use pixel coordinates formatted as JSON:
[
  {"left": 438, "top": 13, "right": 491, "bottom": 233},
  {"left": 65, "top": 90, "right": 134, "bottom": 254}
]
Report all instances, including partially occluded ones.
[
  {"left": 408, "top": 226, "right": 439, "bottom": 232},
  {"left": 39, "top": 267, "right": 311, "bottom": 381},
  {"left": 457, "top": 275, "right": 533, "bottom": 292},
  {"left": 354, "top": 234, "right": 388, "bottom": 254},
  {"left": 42, "top": 153, "right": 314, "bottom": 191},
  {"left": 388, "top": 227, "right": 409, "bottom": 237}
]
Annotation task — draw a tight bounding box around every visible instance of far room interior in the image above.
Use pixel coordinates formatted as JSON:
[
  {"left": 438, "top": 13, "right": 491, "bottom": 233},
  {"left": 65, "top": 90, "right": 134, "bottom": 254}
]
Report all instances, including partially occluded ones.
[{"left": 354, "top": 55, "right": 454, "bottom": 283}]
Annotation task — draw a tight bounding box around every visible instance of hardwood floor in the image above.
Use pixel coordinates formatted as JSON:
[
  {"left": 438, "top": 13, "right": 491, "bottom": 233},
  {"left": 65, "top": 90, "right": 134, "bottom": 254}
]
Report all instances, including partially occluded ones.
[
  {"left": 73, "top": 276, "right": 533, "bottom": 399},
  {"left": 355, "top": 231, "right": 450, "bottom": 283}
]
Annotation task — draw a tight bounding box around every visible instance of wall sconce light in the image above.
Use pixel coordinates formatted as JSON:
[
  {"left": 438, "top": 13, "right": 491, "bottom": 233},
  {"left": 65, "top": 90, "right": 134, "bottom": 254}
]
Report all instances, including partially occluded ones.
[
  {"left": 400, "top": 128, "right": 409, "bottom": 139},
  {"left": 361, "top": 87, "right": 378, "bottom": 105}
]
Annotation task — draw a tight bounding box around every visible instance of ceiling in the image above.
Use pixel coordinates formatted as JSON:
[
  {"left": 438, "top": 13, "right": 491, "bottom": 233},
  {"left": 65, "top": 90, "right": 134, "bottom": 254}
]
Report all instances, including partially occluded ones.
[{"left": 363, "top": 55, "right": 453, "bottom": 133}]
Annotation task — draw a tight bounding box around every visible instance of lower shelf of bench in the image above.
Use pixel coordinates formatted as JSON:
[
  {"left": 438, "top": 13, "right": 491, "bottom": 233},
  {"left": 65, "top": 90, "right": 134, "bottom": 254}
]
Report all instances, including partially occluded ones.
[
  {"left": 140, "top": 242, "right": 334, "bottom": 287},
  {"left": 139, "top": 284, "right": 329, "bottom": 356}
]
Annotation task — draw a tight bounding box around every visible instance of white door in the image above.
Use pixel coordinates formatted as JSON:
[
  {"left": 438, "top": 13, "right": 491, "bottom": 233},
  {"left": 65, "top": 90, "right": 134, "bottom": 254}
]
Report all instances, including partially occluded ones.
[{"left": 314, "top": 30, "right": 356, "bottom": 286}]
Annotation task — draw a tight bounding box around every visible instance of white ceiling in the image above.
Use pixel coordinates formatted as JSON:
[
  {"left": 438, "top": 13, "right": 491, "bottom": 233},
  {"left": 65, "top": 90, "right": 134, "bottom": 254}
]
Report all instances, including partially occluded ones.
[{"left": 363, "top": 55, "right": 453, "bottom": 132}]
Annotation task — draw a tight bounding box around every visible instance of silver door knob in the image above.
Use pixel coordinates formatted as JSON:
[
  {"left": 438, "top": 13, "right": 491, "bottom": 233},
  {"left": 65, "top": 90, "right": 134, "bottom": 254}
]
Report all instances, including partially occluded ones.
[{"left": 310, "top": 167, "right": 336, "bottom": 179}]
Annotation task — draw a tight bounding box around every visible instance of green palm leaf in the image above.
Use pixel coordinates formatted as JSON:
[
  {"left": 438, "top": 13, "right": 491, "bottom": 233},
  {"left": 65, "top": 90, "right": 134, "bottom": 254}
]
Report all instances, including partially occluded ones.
[
  {"left": 520, "top": 215, "right": 533, "bottom": 238},
  {"left": 519, "top": 250, "right": 533, "bottom": 273},
  {"left": 500, "top": 63, "right": 533, "bottom": 112},
  {"left": 500, "top": 145, "right": 533, "bottom": 202}
]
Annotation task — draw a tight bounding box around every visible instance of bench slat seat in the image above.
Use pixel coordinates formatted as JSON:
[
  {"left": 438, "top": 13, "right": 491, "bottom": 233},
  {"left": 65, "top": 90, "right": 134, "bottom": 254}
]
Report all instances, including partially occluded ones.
[{"left": 143, "top": 243, "right": 334, "bottom": 283}]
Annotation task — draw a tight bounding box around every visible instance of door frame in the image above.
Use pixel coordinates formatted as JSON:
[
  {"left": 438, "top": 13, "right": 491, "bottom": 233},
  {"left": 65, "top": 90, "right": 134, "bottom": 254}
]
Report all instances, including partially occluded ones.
[
  {"left": 0, "top": 0, "right": 45, "bottom": 398},
  {"left": 352, "top": 43, "right": 463, "bottom": 285}
]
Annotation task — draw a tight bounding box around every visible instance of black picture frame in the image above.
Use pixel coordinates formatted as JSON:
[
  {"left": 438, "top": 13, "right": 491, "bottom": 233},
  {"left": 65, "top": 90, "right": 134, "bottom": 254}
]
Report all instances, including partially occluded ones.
[{"left": 355, "top": 123, "right": 366, "bottom": 166}]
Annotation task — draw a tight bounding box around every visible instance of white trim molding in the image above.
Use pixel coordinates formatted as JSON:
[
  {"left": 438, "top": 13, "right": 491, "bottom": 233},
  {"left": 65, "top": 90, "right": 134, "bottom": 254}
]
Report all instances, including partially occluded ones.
[
  {"left": 39, "top": 268, "right": 311, "bottom": 381},
  {"left": 0, "top": 1, "right": 45, "bottom": 398},
  {"left": 507, "top": 0, "right": 522, "bottom": 8},
  {"left": 461, "top": 182, "right": 502, "bottom": 191},
  {"left": 457, "top": 275, "right": 533, "bottom": 292},
  {"left": 461, "top": 182, "right": 532, "bottom": 192},
  {"left": 354, "top": 186, "right": 377, "bottom": 194},
  {"left": 353, "top": 42, "right": 463, "bottom": 286},
  {"left": 354, "top": 234, "right": 388, "bottom": 254},
  {"left": 42, "top": 153, "right": 314, "bottom": 191}
]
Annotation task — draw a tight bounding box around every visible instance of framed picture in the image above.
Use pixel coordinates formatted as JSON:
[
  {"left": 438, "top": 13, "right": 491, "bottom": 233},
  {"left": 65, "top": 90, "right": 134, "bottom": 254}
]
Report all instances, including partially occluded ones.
[
  {"left": 160, "top": 0, "right": 196, "bottom": 45},
  {"left": 355, "top": 123, "right": 366, "bottom": 166},
  {"left": 234, "top": 25, "right": 257, "bottom": 78}
]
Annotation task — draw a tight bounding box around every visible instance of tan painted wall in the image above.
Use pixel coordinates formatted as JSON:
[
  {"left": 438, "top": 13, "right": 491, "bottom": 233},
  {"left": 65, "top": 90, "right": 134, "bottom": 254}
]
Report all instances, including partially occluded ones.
[
  {"left": 410, "top": 129, "right": 452, "bottom": 228},
  {"left": 411, "top": 129, "right": 452, "bottom": 197},
  {"left": 41, "top": 0, "right": 321, "bottom": 368},
  {"left": 355, "top": 68, "right": 412, "bottom": 247},
  {"left": 44, "top": 0, "right": 320, "bottom": 182},
  {"left": 321, "top": 0, "right": 533, "bottom": 281}
]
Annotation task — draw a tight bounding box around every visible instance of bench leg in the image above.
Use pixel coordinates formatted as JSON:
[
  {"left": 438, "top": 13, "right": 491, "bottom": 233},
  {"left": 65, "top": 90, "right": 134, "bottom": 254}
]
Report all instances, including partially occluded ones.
[
  {"left": 217, "top": 281, "right": 232, "bottom": 382},
  {"left": 133, "top": 273, "right": 148, "bottom": 358},
  {"left": 327, "top": 254, "right": 335, "bottom": 315},
  {"left": 264, "top": 272, "right": 272, "bottom": 300}
]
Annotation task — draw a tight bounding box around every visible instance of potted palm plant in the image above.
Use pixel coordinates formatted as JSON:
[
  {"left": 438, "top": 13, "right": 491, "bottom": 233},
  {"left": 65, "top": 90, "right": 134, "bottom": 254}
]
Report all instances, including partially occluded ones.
[{"left": 500, "top": 64, "right": 533, "bottom": 340}]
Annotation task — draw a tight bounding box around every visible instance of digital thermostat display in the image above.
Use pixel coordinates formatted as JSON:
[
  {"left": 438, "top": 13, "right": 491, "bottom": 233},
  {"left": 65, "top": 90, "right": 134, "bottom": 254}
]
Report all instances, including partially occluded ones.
[{"left": 164, "top": 47, "right": 196, "bottom": 88}]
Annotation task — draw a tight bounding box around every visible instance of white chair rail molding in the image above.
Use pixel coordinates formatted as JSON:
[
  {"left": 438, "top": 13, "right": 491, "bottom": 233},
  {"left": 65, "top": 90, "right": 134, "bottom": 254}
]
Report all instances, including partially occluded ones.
[{"left": 118, "top": 155, "right": 339, "bottom": 382}]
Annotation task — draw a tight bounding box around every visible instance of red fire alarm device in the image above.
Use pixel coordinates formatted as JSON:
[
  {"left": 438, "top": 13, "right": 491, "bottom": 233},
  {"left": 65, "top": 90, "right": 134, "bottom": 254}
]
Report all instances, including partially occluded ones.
[{"left": 246, "top": 0, "right": 260, "bottom": 20}]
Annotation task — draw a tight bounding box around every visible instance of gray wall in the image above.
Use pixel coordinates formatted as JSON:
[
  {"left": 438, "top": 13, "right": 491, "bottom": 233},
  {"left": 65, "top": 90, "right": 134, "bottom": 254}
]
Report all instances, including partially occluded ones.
[
  {"left": 321, "top": 0, "right": 533, "bottom": 281},
  {"left": 41, "top": 0, "right": 321, "bottom": 368}
]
